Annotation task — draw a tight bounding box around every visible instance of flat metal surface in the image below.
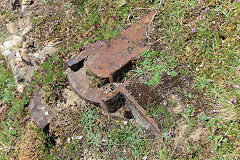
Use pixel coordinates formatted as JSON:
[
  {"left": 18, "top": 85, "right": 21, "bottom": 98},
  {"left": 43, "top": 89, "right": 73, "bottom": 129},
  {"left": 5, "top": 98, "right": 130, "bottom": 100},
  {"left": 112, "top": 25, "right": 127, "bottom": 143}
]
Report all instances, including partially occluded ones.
[
  {"left": 68, "top": 70, "right": 106, "bottom": 104},
  {"left": 66, "top": 41, "right": 105, "bottom": 67},
  {"left": 66, "top": 12, "right": 161, "bottom": 133},
  {"left": 87, "top": 12, "right": 154, "bottom": 81},
  {"left": 115, "top": 80, "right": 160, "bottom": 133}
]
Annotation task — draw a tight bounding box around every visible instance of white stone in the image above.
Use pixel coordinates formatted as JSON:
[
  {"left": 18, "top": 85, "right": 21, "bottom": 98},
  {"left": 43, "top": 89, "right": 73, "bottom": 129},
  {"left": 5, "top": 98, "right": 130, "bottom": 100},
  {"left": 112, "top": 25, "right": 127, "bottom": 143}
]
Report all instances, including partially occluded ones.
[
  {"left": 16, "top": 51, "right": 21, "bottom": 58},
  {"left": 1, "top": 49, "right": 12, "bottom": 57},
  {"left": 142, "top": 156, "right": 148, "bottom": 160},
  {"left": 118, "top": 0, "right": 126, "bottom": 7},
  {"left": 22, "top": 42, "right": 27, "bottom": 49},
  {"left": 17, "top": 84, "right": 24, "bottom": 93},
  {"left": 3, "top": 35, "right": 23, "bottom": 51},
  {"left": 76, "top": 136, "right": 83, "bottom": 140},
  {"left": 67, "top": 138, "right": 71, "bottom": 144},
  {"left": 72, "top": 136, "right": 83, "bottom": 140},
  {"left": 21, "top": 26, "right": 32, "bottom": 36},
  {"left": 45, "top": 111, "right": 49, "bottom": 116},
  {"left": 33, "top": 46, "right": 57, "bottom": 59}
]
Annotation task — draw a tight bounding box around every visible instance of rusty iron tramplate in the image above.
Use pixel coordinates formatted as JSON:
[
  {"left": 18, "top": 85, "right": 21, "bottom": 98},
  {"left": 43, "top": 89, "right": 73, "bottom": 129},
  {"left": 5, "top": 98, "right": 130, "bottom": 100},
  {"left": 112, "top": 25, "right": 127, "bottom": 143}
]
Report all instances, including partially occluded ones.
[
  {"left": 66, "top": 41, "right": 105, "bottom": 68},
  {"left": 28, "top": 89, "right": 51, "bottom": 128},
  {"left": 112, "top": 80, "right": 160, "bottom": 133},
  {"left": 67, "top": 12, "right": 160, "bottom": 133},
  {"left": 87, "top": 12, "right": 154, "bottom": 82},
  {"left": 68, "top": 69, "right": 106, "bottom": 104}
]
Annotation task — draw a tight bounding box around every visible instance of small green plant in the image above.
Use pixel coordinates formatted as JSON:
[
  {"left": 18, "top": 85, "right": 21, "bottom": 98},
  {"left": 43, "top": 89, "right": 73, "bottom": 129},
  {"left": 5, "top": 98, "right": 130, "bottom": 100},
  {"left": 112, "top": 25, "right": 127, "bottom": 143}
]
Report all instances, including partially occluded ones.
[
  {"left": 47, "top": 139, "right": 82, "bottom": 159},
  {"left": 204, "top": 116, "right": 239, "bottom": 154},
  {"left": 181, "top": 104, "right": 195, "bottom": 125},
  {"left": 156, "top": 147, "right": 169, "bottom": 159},
  {"left": 135, "top": 50, "right": 178, "bottom": 85},
  {"left": 146, "top": 104, "right": 176, "bottom": 135},
  {"left": 80, "top": 108, "right": 101, "bottom": 148},
  {"left": 29, "top": 52, "right": 67, "bottom": 102},
  {"left": 0, "top": 64, "right": 16, "bottom": 104},
  {"left": 172, "top": 101, "right": 177, "bottom": 107},
  {"left": 107, "top": 123, "right": 148, "bottom": 158}
]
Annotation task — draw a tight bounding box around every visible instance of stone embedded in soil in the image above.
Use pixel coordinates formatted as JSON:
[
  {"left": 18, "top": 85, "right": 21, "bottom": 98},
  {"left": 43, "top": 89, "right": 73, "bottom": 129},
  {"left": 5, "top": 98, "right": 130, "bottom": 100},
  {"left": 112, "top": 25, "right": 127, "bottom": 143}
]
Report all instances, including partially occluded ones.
[
  {"left": 8, "top": 50, "right": 34, "bottom": 84},
  {"left": 1, "top": 49, "right": 12, "bottom": 57},
  {"left": 17, "top": 84, "right": 24, "bottom": 93},
  {"left": 2, "top": 35, "right": 23, "bottom": 51},
  {"left": 20, "top": 48, "right": 31, "bottom": 64},
  {"left": 7, "top": 22, "right": 19, "bottom": 34},
  {"left": 33, "top": 46, "right": 57, "bottom": 60},
  {"left": 28, "top": 89, "right": 51, "bottom": 129}
]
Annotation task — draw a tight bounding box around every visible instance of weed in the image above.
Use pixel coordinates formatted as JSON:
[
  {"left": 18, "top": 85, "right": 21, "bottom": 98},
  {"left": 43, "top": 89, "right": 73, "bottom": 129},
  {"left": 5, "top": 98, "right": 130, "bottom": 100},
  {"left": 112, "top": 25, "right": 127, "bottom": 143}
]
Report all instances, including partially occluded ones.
[
  {"left": 181, "top": 105, "right": 194, "bottom": 125},
  {"left": 29, "top": 52, "right": 67, "bottom": 102},
  {"left": 135, "top": 50, "right": 178, "bottom": 85},
  {"left": 107, "top": 123, "right": 149, "bottom": 158},
  {"left": 80, "top": 108, "right": 101, "bottom": 148},
  {"left": 47, "top": 139, "right": 82, "bottom": 159},
  {"left": 133, "top": 0, "right": 240, "bottom": 158},
  {"left": 156, "top": 147, "right": 168, "bottom": 159},
  {"left": 172, "top": 101, "right": 177, "bottom": 107},
  {"left": 0, "top": 64, "right": 16, "bottom": 104},
  {"left": 0, "top": 63, "right": 30, "bottom": 159}
]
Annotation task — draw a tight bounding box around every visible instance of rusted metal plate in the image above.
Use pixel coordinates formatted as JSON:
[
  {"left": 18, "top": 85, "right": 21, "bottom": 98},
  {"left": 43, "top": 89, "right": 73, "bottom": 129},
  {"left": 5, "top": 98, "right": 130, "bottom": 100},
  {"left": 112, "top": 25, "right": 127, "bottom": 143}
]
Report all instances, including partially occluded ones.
[
  {"left": 115, "top": 80, "right": 160, "bottom": 133},
  {"left": 67, "top": 12, "right": 161, "bottom": 133},
  {"left": 87, "top": 12, "right": 154, "bottom": 82},
  {"left": 66, "top": 41, "right": 105, "bottom": 67},
  {"left": 28, "top": 89, "right": 51, "bottom": 129},
  {"left": 68, "top": 70, "right": 106, "bottom": 104}
]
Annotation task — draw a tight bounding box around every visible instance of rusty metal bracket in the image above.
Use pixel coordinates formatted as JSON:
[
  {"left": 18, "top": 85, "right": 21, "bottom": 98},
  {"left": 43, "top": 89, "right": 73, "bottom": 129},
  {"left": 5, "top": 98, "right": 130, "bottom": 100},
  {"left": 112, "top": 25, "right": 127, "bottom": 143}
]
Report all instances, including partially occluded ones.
[{"left": 67, "top": 12, "right": 160, "bottom": 133}]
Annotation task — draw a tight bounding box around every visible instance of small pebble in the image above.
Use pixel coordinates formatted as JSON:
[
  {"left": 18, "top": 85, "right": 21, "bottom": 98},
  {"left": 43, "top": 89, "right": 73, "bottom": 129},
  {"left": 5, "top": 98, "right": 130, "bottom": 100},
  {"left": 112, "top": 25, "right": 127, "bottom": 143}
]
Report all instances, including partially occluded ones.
[
  {"left": 67, "top": 138, "right": 71, "bottom": 143},
  {"left": 142, "top": 156, "right": 148, "bottom": 160},
  {"left": 76, "top": 136, "right": 83, "bottom": 140}
]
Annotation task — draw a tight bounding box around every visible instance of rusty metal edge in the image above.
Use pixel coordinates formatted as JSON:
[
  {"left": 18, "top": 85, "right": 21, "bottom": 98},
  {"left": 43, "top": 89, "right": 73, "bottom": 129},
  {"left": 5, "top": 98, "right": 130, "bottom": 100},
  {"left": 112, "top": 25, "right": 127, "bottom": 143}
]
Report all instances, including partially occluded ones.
[
  {"left": 115, "top": 79, "right": 161, "bottom": 133},
  {"left": 66, "top": 41, "right": 105, "bottom": 67}
]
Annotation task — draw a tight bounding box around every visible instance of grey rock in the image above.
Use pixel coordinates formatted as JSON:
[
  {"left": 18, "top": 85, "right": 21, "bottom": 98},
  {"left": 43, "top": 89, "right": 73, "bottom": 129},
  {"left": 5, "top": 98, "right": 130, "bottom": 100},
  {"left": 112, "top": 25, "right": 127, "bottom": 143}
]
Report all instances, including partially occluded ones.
[
  {"left": 28, "top": 89, "right": 51, "bottom": 129},
  {"left": 0, "top": 60, "right": 4, "bottom": 65},
  {"left": 3, "top": 35, "right": 23, "bottom": 51},
  {"left": 16, "top": 84, "right": 24, "bottom": 93},
  {"left": 20, "top": 48, "right": 31, "bottom": 64},
  {"left": 1, "top": 48, "right": 13, "bottom": 57},
  {"left": 8, "top": 51, "right": 34, "bottom": 84},
  {"left": 33, "top": 46, "right": 57, "bottom": 60},
  {"left": 7, "top": 22, "right": 19, "bottom": 34}
]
